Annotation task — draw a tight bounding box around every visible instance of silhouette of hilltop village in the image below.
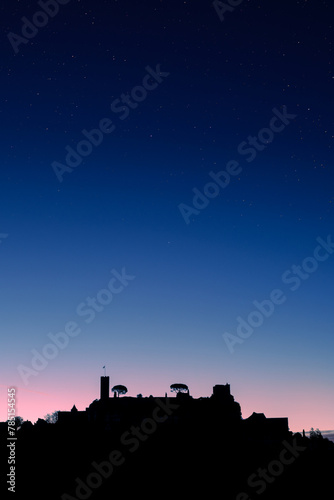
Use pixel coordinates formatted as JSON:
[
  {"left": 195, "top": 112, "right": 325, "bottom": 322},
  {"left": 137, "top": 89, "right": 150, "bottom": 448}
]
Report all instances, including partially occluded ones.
[
  {"left": 2, "top": 375, "right": 334, "bottom": 500},
  {"left": 57, "top": 376, "right": 289, "bottom": 443}
]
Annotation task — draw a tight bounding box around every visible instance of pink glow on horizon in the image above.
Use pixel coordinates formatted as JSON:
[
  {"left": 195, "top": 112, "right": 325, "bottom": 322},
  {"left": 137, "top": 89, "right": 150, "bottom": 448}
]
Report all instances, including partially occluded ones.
[{"left": 2, "top": 374, "right": 333, "bottom": 437}]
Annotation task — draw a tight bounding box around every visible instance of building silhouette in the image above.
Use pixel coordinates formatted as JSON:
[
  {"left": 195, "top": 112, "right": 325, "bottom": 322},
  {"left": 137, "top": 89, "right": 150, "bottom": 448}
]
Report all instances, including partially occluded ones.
[{"left": 58, "top": 376, "right": 289, "bottom": 442}]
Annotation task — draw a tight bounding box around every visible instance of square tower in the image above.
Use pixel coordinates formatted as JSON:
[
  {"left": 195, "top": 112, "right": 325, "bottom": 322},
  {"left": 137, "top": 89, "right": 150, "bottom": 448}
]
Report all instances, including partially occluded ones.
[{"left": 100, "top": 376, "right": 110, "bottom": 400}]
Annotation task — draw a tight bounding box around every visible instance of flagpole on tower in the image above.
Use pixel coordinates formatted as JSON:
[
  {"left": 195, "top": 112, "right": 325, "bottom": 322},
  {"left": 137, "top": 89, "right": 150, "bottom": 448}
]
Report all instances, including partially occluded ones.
[{"left": 103, "top": 365, "right": 106, "bottom": 377}]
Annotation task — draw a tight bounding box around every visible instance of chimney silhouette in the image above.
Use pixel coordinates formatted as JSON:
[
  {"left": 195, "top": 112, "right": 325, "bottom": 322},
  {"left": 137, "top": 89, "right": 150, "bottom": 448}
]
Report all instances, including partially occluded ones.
[{"left": 100, "top": 376, "right": 110, "bottom": 400}]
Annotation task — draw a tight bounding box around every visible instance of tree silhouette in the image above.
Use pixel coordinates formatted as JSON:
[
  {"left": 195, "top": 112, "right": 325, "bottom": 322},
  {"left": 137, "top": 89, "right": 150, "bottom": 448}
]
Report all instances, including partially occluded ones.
[
  {"left": 310, "top": 427, "right": 323, "bottom": 439},
  {"left": 44, "top": 411, "right": 59, "bottom": 424},
  {"left": 7, "top": 416, "right": 23, "bottom": 429},
  {"left": 170, "top": 383, "right": 189, "bottom": 394},
  {"left": 112, "top": 385, "right": 128, "bottom": 397}
]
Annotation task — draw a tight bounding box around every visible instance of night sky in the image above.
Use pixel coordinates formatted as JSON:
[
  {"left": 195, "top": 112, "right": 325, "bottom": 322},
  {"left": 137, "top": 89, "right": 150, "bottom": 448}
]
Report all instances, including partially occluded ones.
[{"left": 1, "top": 0, "right": 333, "bottom": 435}]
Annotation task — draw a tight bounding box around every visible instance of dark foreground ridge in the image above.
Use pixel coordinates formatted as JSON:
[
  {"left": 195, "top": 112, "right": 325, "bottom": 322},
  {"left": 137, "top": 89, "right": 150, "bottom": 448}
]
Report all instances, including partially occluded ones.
[{"left": 1, "top": 379, "right": 333, "bottom": 499}]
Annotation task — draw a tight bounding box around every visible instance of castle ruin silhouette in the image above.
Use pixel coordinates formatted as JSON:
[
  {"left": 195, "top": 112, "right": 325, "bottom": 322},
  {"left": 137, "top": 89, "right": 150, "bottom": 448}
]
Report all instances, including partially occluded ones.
[{"left": 57, "top": 376, "right": 289, "bottom": 443}]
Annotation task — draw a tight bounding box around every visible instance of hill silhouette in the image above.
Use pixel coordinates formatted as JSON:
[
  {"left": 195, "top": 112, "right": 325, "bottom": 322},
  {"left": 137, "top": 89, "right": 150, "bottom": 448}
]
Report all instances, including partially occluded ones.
[{"left": 1, "top": 380, "right": 333, "bottom": 499}]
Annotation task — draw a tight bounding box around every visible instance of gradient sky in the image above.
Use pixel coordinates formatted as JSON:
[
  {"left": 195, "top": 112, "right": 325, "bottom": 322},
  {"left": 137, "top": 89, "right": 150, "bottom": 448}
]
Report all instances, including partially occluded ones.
[{"left": 1, "top": 0, "right": 333, "bottom": 435}]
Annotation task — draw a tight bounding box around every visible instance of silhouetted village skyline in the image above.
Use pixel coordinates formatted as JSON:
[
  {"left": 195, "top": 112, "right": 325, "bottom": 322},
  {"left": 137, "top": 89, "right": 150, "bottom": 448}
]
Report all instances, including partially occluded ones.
[
  {"left": 57, "top": 377, "right": 289, "bottom": 442},
  {"left": 2, "top": 375, "right": 334, "bottom": 500}
]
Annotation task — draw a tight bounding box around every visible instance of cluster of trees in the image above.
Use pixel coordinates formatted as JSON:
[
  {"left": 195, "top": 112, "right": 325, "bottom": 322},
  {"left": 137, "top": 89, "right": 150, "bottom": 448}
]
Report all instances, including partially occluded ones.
[
  {"left": 111, "top": 382, "right": 189, "bottom": 397},
  {"left": 309, "top": 427, "right": 323, "bottom": 439}
]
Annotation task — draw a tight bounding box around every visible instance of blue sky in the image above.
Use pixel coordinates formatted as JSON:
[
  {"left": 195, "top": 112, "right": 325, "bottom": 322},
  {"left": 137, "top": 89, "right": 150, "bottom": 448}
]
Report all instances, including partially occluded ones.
[{"left": 0, "top": 0, "right": 333, "bottom": 433}]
